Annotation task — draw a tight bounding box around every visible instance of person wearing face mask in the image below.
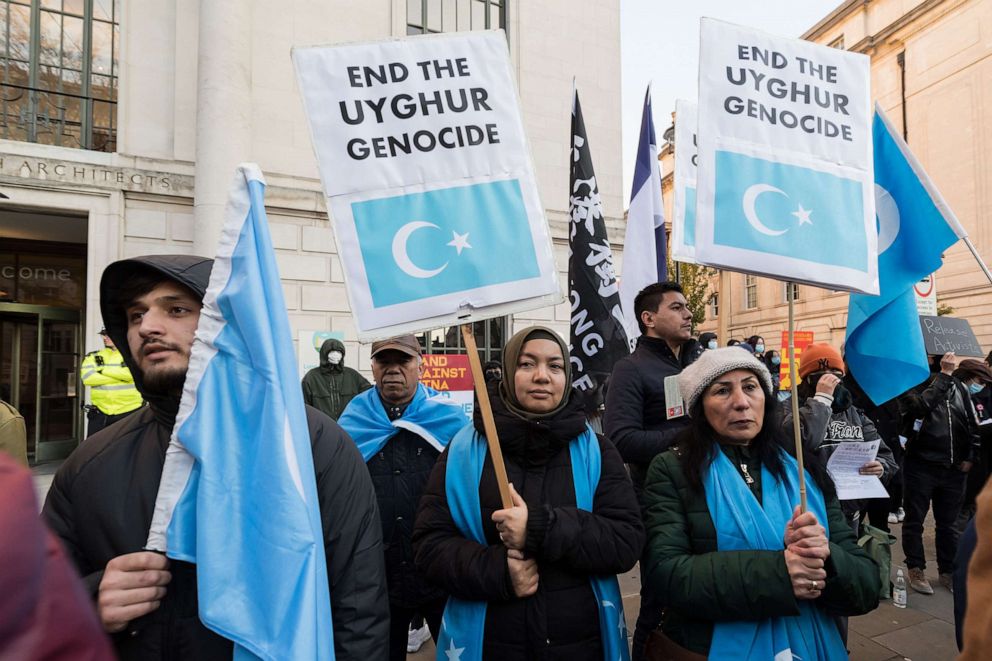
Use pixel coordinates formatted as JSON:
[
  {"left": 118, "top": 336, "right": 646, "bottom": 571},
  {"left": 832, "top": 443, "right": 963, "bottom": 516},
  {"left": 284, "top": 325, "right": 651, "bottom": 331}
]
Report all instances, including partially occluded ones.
[
  {"left": 763, "top": 350, "right": 782, "bottom": 391},
  {"left": 899, "top": 351, "right": 983, "bottom": 595},
  {"left": 698, "top": 332, "right": 718, "bottom": 352},
  {"left": 747, "top": 335, "right": 767, "bottom": 360},
  {"left": 781, "top": 343, "right": 898, "bottom": 532},
  {"left": 302, "top": 338, "right": 372, "bottom": 421},
  {"left": 951, "top": 359, "right": 992, "bottom": 529}
]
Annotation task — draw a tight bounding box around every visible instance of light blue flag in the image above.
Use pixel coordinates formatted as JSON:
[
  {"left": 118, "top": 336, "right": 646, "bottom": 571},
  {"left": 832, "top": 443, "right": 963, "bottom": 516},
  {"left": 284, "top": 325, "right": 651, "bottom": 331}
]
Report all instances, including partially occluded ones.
[
  {"left": 351, "top": 179, "right": 541, "bottom": 308},
  {"left": 845, "top": 107, "right": 965, "bottom": 404},
  {"left": 147, "top": 164, "right": 334, "bottom": 660},
  {"left": 713, "top": 150, "right": 868, "bottom": 272}
]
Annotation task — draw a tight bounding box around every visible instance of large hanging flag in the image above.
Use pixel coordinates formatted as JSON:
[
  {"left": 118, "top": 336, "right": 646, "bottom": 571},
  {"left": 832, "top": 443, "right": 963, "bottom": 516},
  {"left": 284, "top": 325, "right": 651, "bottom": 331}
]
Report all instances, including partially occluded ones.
[
  {"left": 146, "top": 164, "right": 334, "bottom": 661},
  {"left": 845, "top": 107, "right": 966, "bottom": 404},
  {"left": 694, "top": 19, "right": 878, "bottom": 294},
  {"left": 670, "top": 99, "right": 698, "bottom": 264},
  {"left": 620, "top": 85, "right": 666, "bottom": 343},
  {"left": 568, "top": 90, "right": 630, "bottom": 411}
]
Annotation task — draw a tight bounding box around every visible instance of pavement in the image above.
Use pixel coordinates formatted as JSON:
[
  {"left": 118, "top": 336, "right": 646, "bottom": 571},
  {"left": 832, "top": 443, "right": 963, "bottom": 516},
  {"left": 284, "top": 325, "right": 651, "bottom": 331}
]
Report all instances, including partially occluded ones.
[{"left": 28, "top": 463, "right": 957, "bottom": 660}]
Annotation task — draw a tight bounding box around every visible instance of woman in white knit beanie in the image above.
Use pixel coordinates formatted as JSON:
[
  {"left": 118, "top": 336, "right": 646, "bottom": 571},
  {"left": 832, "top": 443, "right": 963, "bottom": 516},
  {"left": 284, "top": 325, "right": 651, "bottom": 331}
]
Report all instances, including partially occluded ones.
[{"left": 637, "top": 348, "right": 881, "bottom": 660}]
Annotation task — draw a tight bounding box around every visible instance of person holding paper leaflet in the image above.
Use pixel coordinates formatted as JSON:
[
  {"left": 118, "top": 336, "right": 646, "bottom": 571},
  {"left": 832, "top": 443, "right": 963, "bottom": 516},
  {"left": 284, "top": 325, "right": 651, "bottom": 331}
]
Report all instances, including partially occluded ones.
[
  {"left": 782, "top": 343, "right": 897, "bottom": 529},
  {"left": 899, "top": 351, "right": 982, "bottom": 595},
  {"left": 642, "top": 348, "right": 879, "bottom": 660}
]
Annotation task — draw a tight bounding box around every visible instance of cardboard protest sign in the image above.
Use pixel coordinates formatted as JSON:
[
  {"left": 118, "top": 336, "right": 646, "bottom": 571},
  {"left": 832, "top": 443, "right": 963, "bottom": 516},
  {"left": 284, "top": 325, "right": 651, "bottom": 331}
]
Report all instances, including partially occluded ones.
[
  {"left": 694, "top": 19, "right": 878, "bottom": 294},
  {"left": 419, "top": 354, "right": 475, "bottom": 416},
  {"left": 293, "top": 32, "right": 560, "bottom": 340},
  {"left": 919, "top": 315, "right": 984, "bottom": 357},
  {"left": 780, "top": 329, "right": 814, "bottom": 390},
  {"left": 671, "top": 99, "right": 698, "bottom": 264}
]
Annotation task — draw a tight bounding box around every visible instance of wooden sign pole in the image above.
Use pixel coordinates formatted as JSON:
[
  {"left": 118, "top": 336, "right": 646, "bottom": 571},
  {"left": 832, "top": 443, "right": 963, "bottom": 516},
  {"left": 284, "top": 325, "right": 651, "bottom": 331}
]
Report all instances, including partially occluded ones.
[
  {"left": 461, "top": 324, "right": 513, "bottom": 509},
  {"left": 787, "top": 285, "right": 808, "bottom": 513}
]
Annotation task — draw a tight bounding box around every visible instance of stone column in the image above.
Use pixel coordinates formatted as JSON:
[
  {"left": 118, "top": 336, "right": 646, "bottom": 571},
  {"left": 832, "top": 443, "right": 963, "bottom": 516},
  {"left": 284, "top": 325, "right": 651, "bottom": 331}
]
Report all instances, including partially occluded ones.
[{"left": 193, "top": 0, "right": 252, "bottom": 256}]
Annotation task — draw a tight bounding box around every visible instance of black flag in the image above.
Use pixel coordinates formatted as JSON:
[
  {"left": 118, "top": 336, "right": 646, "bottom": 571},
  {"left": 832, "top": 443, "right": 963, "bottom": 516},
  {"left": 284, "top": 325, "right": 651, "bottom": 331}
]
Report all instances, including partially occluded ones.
[{"left": 568, "top": 90, "right": 630, "bottom": 413}]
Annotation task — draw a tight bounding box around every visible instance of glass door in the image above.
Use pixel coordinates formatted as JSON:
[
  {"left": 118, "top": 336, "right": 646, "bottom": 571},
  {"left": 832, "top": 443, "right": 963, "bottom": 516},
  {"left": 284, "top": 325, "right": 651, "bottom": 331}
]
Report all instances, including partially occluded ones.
[{"left": 0, "top": 304, "right": 81, "bottom": 462}]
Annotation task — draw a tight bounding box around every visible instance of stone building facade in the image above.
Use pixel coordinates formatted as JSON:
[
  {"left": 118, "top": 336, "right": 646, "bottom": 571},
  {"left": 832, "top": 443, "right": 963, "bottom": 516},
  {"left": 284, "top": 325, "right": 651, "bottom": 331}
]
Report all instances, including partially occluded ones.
[{"left": 0, "top": 0, "right": 623, "bottom": 459}]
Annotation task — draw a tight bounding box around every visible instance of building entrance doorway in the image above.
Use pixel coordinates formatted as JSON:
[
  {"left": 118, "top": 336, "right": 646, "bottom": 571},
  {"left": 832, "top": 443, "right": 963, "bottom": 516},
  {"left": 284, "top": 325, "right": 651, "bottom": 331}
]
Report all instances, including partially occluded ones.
[{"left": 0, "top": 304, "right": 81, "bottom": 461}]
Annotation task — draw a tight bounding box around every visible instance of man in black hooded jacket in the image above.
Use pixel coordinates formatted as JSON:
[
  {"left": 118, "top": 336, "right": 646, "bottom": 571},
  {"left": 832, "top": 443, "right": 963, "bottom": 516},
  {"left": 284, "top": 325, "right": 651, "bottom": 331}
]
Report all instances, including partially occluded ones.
[
  {"left": 302, "top": 337, "right": 372, "bottom": 420},
  {"left": 42, "top": 255, "right": 389, "bottom": 660}
]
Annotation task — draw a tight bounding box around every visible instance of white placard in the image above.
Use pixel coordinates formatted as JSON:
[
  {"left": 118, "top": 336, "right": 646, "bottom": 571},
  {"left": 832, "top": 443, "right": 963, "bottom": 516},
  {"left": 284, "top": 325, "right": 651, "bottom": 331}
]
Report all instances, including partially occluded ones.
[
  {"left": 671, "top": 99, "right": 698, "bottom": 264},
  {"left": 694, "top": 19, "right": 878, "bottom": 294},
  {"left": 914, "top": 274, "right": 937, "bottom": 316},
  {"left": 293, "top": 32, "right": 561, "bottom": 340}
]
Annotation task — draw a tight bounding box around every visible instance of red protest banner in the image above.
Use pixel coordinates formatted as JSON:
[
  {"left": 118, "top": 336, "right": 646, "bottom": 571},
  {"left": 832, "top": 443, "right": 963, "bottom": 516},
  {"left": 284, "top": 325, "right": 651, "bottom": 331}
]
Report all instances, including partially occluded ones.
[{"left": 780, "top": 330, "right": 815, "bottom": 390}]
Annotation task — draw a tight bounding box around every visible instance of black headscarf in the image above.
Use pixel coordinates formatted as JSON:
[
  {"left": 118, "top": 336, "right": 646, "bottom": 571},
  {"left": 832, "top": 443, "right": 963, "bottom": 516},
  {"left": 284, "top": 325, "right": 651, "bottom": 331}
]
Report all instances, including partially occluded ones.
[{"left": 473, "top": 326, "right": 586, "bottom": 467}]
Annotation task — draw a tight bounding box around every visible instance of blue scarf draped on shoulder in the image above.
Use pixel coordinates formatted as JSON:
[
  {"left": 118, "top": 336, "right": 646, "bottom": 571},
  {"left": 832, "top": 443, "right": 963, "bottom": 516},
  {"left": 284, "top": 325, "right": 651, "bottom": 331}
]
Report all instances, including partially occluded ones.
[
  {"left": 438, "top": 423, "right": 629, "bottom": 661},
  {"left": 704, "top": 447, "right": 847, "bottom": 661},
  {"left": 338, "top": 383, "right": 468, "bottom": 461}
]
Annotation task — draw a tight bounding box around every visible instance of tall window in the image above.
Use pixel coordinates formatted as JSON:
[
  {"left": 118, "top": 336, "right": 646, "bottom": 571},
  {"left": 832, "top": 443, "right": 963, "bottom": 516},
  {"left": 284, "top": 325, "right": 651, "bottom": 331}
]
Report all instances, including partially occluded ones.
[
  {"left": 709, "top": 293, "right": 719, "bottom": 319},
  {"left": 744, "top": 274, "right": 757, "bottom": 310},
  {"left": 416, "top": 318, "right": 506, "bottom": 363},
  {"left": 406, "top": 0, "right": 506, "bottom": 35},
  {"left": 783, "top": 282, "right": 800, "bottom": 302},
  {"left": 1, "top": 0, "right": 119, "bottom": 151}
]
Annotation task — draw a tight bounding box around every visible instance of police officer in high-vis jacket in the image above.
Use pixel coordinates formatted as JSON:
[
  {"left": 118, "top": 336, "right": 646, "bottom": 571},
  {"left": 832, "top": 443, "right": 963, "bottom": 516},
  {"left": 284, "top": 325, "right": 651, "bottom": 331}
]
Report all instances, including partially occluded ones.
[{"left": 81, "top": 329, "right": 143, "bottom": 435}]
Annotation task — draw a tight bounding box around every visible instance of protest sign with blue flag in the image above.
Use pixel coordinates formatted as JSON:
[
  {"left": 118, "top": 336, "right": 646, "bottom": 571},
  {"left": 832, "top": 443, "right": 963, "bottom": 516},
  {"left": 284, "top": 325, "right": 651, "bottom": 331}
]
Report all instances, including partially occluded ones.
[
  {"left": 845, "top": 107, "right": 965, "bottom": 404},
  {"left": 352, "top": 179, "right": 541, "bottom": 309},
  {"left": 671, "top": 98, "right": 698, "bottom": 264},
  {"left": 620, "top": 85, "right": 666, "bottom": 341},
  {"left": 146, "top": 164, "right": 334, "bottom": 661}
]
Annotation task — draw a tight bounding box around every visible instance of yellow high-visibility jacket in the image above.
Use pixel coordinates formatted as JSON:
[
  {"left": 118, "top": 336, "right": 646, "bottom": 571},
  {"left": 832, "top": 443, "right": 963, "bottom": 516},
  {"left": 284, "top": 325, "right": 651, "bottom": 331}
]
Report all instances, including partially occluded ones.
[{"left": 80, "top": 348, "right": 143, "bottom": 415}]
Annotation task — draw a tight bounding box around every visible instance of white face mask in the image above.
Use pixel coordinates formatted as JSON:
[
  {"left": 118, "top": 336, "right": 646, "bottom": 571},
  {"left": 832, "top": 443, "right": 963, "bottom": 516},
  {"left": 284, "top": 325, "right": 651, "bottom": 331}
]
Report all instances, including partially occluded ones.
[
  {"left": 327, "top": 350, "right": 343, "bottom": 365},
  {"left": 707, "top": 340, "right": 718, "bottom": 350}
]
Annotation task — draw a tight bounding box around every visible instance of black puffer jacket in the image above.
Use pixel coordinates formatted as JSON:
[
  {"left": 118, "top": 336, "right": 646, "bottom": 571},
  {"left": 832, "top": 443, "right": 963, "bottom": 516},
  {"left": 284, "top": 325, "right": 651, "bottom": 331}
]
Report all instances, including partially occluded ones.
[
  {"left": 413, "top": 387, "right": 644, "bottom": 659},
  {"left": 42, "top": 255, "right": 389, "bottom": 661},
  {"left": 901, "top": 373, "right": 981, "bottom": 468},
  {"left": 604, "top": 335, "right": 703, "bottom": 497}
]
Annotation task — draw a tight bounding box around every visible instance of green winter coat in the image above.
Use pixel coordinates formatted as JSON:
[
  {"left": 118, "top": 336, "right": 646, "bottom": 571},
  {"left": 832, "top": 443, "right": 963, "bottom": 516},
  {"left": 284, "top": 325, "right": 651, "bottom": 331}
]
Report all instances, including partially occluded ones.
[
  {"left": 301, "top": 339, "right": 372, "bottom": 421},
  {"left": 643, "top": 442, "right": 881, "bottom": 656}
]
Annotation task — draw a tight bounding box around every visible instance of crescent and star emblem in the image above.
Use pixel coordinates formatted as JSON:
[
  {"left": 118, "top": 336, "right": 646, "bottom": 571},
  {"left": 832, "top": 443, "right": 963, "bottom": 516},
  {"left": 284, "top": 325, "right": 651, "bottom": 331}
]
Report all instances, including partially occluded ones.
[
  {"left": 390, "top": 221, "right": 472, "bottom": 279},
  {"left": 741, "top": 184, "right": 814, "bottom": 236}
]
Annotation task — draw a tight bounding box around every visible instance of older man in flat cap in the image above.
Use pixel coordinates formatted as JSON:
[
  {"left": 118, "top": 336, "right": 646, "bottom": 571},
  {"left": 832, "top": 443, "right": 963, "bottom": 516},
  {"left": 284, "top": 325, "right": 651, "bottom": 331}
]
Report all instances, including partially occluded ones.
[{"left": 338, "top": 334, "right": 469, "bottom": 661}]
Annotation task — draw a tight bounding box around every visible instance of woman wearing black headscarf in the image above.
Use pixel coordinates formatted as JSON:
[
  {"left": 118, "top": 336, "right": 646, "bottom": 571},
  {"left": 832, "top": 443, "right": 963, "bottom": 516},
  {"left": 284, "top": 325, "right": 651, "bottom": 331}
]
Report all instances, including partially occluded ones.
[{"left": 413, "top": 326, "right": 644, "bottom": 660}]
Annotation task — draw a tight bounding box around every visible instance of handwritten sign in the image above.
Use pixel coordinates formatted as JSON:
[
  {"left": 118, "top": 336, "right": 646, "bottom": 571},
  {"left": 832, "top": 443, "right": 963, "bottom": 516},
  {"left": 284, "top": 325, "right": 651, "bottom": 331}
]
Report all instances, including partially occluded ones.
[{"left": 919, "top": 315, "right": 983, "bottom": 357}]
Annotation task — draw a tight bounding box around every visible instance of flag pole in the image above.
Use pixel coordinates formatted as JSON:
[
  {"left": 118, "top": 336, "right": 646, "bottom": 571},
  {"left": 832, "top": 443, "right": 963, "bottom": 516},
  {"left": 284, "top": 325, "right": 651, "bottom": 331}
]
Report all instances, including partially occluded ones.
[
  {"left": 461, "top": 324, "right": 513, "bottom": 509},
  {"left": 963, "top": 237, "right": 992, "bottom": 287},
  {"left": 787, "top": 283, "right": 808, "bottom": 513}
]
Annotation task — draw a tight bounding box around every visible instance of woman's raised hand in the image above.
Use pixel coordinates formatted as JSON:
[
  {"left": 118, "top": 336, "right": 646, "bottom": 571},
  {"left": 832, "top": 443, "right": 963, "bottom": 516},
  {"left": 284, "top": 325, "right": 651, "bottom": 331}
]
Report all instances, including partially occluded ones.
[{"left": 492, "top": 482, "right": 529, "bottom": 550}]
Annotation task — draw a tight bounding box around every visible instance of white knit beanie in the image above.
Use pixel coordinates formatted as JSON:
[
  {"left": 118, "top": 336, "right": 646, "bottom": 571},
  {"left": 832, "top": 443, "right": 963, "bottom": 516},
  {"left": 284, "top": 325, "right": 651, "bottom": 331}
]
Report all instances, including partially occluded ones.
[{"left": 677, "top": 347, "right": 774, "bottom": 415}]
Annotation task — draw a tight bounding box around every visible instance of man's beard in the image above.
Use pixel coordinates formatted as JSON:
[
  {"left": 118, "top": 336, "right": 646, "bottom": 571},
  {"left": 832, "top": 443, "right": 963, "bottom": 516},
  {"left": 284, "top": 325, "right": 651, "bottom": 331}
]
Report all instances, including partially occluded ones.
[{"left": 141, "top": 365, "right": 188, "bottom": 397}]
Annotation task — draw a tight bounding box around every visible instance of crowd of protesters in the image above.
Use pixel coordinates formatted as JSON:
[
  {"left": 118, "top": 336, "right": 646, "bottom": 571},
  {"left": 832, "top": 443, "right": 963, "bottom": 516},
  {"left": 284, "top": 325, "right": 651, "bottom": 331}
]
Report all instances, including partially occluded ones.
[{"left": 6, "top": 260, "right": 992, "bottom": 660}]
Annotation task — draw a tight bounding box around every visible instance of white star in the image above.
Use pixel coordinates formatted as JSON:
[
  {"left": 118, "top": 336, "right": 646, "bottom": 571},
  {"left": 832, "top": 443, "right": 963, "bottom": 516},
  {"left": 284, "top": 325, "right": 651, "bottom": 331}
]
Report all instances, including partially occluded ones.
[
  {"left": 447, "top": 231, "right": 472, "bottom": 255},
  {"left": 445, "top": 639, "right": 465, "bottom": 661},
  {"left": 791, "top": 204, "right": 813, "bottom": 226}
]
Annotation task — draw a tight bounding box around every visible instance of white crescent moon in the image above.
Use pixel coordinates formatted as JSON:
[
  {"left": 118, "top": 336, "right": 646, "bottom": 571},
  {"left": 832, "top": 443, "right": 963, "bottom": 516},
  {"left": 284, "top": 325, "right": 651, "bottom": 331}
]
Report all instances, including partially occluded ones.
[
  {"left": 742, "top": 184, "right": 789, "bottom": 236},
  {"left": 875, "top": 184, "right": 900, "bottom": 255},
  {"left": 391, "top": 221, "right": 448, "bottom": 279}
]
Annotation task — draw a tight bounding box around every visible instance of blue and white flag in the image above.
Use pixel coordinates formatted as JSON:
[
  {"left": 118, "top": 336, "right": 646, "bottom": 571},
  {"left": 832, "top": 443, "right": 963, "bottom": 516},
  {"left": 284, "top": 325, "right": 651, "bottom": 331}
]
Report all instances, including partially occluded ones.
[
  {"left": 694, "top": 19, "right": 877, "bottom": 294},
  {"left": 147, "top": 164, "right": 333, "bottom": 661},
  {"left": 670, "top": 99, "right": 698, "bottom": 265},
  {"left": 845, "top": 107, "right": 965, "bottom": 404},
  {"left": 620, "top": 85, "right": 666, "bottom": 341}
]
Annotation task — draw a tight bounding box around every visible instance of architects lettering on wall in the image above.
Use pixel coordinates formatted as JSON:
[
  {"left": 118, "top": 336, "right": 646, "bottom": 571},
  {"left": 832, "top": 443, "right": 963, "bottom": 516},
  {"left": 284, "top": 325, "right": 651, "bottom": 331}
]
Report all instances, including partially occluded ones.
[{"left": 0, "top": 157, "right": 193, "bottom": 194}]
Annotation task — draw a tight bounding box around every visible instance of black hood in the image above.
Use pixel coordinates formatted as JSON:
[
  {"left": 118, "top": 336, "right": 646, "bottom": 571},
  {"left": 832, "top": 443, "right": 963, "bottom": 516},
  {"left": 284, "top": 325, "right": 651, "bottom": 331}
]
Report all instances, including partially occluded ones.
[
  {"left": 319, "top": 338, "right": 346, "bottom": 369},
  {"left": 99, "top": 255, "right": 213, "bottom": 420}
]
